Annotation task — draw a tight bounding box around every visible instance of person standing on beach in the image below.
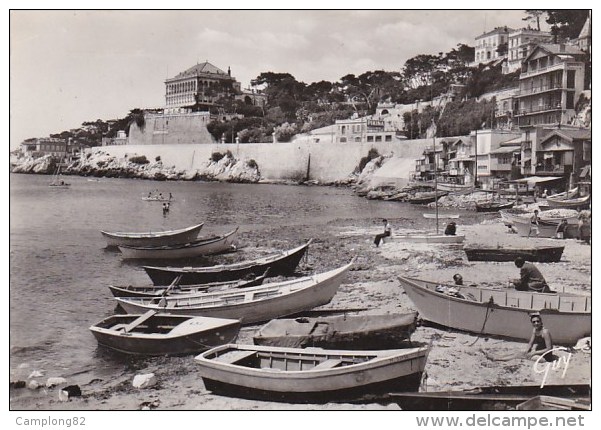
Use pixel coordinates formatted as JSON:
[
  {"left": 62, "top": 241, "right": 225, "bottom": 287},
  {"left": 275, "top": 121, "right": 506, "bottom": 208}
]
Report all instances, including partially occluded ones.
[
  {"left": 374, "top": 219, "right": 391, "bottom": 247},
  {"left": 512, "top": 257, "right": 552, "bottom": 293},
  {"left": 444, "top": 222, "right": 456, "bottom": 236},
  {"left": 528, "top": 210, "right": 540, "bottom": 237},
  {"left": 555, "top": 219, "right": 568, "bottom": 239}
]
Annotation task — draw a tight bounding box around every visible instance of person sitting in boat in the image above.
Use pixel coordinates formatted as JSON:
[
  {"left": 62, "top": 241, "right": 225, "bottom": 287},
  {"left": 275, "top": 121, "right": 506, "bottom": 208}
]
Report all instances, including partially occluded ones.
[
  {"left": 555, "top": 219, "right": 569, "bottom": 239},
  {"left": 512, "top": 257, "right": 553, "bottom": 293},
  {"left": 374, "top": 219, "right": 391, "bottom": 247},
  {"left": 444, "top": 222, "right": 456, "bottom": 236},
  {"left": 524, "top": 312, "right": 557, "bottom": 362},
  {"left": 542, "top": 189, "right": 548, "bottom": 199},
  {"left": 453, "top": 273, "right": 463, "bottom": 286},
  {"left": 528, "top": 210, "right": 540, "bottom": 237},
  {"left": 148, "top": 191, "right": 153, "bottom": 198}
]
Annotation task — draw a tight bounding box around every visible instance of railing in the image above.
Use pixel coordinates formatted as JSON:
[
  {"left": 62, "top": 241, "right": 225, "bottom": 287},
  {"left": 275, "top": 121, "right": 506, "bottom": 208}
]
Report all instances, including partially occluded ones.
[
  {"left": 535, "top": 164, "right": 568, "bottom": 174},
  {"left": 517, "top": 83, "right": 565, "bottom": 96},
  {"left": 520, "top": 62, "right": 565, "bottom": 78},
  {"left": 515, "top": 104, "right": 563, "bottom": 115}
]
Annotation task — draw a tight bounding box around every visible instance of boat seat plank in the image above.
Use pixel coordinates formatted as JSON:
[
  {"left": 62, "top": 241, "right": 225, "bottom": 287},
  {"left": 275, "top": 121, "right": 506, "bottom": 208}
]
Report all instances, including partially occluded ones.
[
  {"left": 214, "top": 350, "right": 257, "bottom": 364},
  {"left": 122, "top": 310, "right": 157, "bottom": 333},
  {"left": 312, "top": 359, "right": 343, "bottom": 370}
]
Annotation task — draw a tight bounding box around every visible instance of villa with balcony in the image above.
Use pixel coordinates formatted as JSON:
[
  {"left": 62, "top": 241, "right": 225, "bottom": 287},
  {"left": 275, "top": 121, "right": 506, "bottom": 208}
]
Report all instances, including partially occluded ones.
[
  {"left": 515, "top": 44, "right": 587, "bottom": 127},
  {"left": 535, "top": 128, "right": 591, "bottom": 180}
]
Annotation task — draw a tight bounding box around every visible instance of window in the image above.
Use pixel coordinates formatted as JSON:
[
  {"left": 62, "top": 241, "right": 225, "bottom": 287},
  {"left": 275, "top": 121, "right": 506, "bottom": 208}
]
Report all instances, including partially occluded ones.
[
  {"left": 367, "top": 136, "right": 374, "bottom": 142},
  {"left": 567, "top": 70, "right": 575, "bottom": 89},
  {"left": 385, "top": 135, "right": 392, "bottom": 142},
  {"left": 340, "top": 137, "right": 347, "bottom": 143},
  {"left": 355, "top": 137, "right": 361, "bottom": 142},
  {"left": 375, "top": 136, "right": 382, "bottom": 142}
]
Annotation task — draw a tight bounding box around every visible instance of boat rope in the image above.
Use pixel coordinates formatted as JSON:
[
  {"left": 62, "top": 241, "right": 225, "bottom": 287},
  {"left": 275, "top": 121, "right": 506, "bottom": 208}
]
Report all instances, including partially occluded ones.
[{"left": 467, "top": 297, "right": 495, "bottom": 347}]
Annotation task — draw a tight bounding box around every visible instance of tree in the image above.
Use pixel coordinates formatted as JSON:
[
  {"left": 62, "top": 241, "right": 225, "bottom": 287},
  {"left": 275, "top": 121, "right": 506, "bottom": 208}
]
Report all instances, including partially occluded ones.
[
  {"left": 496, "top": 42, "right": 508, "bottom": 57},
  {"left": 523, "top": 10, "right": 544, "bottom": 31},
  {"left": 401, "top": 54, "right": 441, "bottom": 89},
  {"left": 545, "top": 10, "right": 589, "bottom": 42}
]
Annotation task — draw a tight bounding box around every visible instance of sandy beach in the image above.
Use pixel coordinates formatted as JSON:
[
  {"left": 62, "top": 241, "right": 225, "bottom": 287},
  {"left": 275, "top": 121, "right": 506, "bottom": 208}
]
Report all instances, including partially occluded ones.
[{"left": 9, "top": 212, "right": 591, "bottom": 411}]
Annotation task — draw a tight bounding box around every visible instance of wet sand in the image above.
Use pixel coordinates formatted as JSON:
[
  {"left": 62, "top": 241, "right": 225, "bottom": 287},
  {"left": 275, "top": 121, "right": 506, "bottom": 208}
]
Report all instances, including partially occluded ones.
[{"left": 9, "top": 214, "right": 591, "bottom": 410}]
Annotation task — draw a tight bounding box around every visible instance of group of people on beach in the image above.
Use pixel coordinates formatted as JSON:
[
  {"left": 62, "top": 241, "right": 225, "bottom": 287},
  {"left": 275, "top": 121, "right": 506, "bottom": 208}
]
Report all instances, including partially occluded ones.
[{"left": 374, "top": 216, "right": 566, "bottom": 363}]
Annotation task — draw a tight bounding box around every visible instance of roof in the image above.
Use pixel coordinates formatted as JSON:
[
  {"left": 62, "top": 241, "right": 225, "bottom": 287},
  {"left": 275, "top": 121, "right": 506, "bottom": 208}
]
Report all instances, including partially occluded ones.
[
  {"left": 540, "top": 129, "right": 591, "bottom": 145},
  {"left": 476, "top": 26, "right": 514, "bottom": 39},
  {"left": 511, "top": 176, "right": 562, "bottom": 185},
  {"left": 500, "top": 136, "right": 523, "bottom": 145},
  {"left": 490, "top": 145, "right": 521, "bottom": 154},
  {"left": 171, "top": 62, "right": 229, "bottom": 80},
  {"left": 579, "top": 13, "right": 591, "bottom": 39}
]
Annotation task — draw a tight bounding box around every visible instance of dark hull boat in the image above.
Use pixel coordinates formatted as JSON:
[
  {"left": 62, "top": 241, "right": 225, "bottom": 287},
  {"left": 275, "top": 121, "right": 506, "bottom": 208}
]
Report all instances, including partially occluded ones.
[
  {"left": 475, "top": 201, "right": 515, "bottom": 212},
  {"left": 388, "top": 384, "right": 591, "bottom": 411},
  {"left": 253, "top": 312, "right": 418, "bottom": 349},
  {"left": 108, "top": 271, "right": 268, "bottom": 298},
  {"left": 463, "top": 245, "right": 565, "bottom": 263},
  {"left": 143, "top": 239, "right": 312, "bottom": 285}
]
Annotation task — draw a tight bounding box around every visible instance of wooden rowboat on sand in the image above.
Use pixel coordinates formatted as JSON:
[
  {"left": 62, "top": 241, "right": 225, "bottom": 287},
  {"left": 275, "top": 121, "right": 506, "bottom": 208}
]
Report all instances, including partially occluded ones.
[
  {"left": 194, "top": 343, "right": 430, "bottom": 403},
  {"left": 116, "top": 261, "right": 353, "bottom": 324},
  {"left": 89, "top": 313, "right": 240, "bottom": 356},
  {"left": 398, "top": 276, "right": 591, "bottom": 344},
  {"left": 101, "top": 223, "right": 204, "bottom": 248},
  {"left": 394, "top": 233, "right": 465, "bottom": 244},
  {"left": 143, "top": 239, "right": 312, "bottom": 285},
  {"left": 253, "top": 312, "right": 418, "bottom": 349},
  {"left": 463, "top": 244, "right": 565, "bottom": 263},
  {"left": 118, "top": 228, "right": 238, "bottom": 259},
  {"left": 108, "top": 271, "right": 269, "bottom": 298}
]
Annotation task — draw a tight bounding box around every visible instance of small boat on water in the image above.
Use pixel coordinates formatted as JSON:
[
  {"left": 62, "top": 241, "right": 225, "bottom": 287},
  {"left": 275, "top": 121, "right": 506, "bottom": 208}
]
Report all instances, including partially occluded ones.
[
  {"left": 435, "top": 183, "right": 474, "bottom": 193},
  {"left": 423, "top": 213, "right": 460, "bottom": 219},
  {"left": 398, "top": 276, "right": 591, "bottom": 344},
  {"left": 142, "top": 196, "right": 173, "bottom": 202},
  {"left": 101, "top": 223, "right": 204, "bottom": 248},
  {"left": 253, "top": 312, "right": 418, "bottom": 349},
  {"left": 475, "top": 200, "right": 515, "bottom": 213},
  {"left": 463, "top": 244, "right": 565, "bottom": 263},
  {"left": 194, "top": 343, "right": 430, "bottom": 403},
  {"left": 108, "top": 271, "right": 269, "bottom": 298},
  {"left": 388, "top": 384, "right": 591, "bottom": 411},
  {"left": 118, "top": 228, "right": 238, "bottom": 259},
  {"left": 89, "top": 312, "right": 240, "bottom": 356},
  {"left": 394, "top": 233, "right": 465, "bottom": 244},
  {"left": 117, "top": 261, "right": 353, "bottom": 324},
  {"left": 143, "top": 239, "right": 312, "bottom": 285},
  {"left": 48, "top": 162, "right": 70, "bottom": 187}
]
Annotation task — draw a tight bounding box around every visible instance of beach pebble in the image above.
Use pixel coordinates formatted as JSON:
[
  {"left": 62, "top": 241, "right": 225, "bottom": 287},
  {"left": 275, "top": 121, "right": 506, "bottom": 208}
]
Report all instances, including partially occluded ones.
[
  {"left": 46, "top": 377, "right": 67, "bottom": 387},
  {"left": 59, "top": 385, "right": 82, "bottom": 401},
  {"left": 133, "top": 373, "right": 157, "bottom": 389}
]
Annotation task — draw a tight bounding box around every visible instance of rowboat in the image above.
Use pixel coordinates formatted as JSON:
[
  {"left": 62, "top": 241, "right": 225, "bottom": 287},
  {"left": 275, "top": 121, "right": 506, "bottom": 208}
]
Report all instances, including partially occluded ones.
[
  {"left": 543, "top": 195, "right": 590, "bottom": 210},
  {"left": 463, "top": 245, "right": 564, "bottom": 263},
  {"left": 398, "top": 276, "right": 591, "bottom": 344},
  {"left": 143, "top": 239, "right": 312, "bottom": 285},
  {"left": 101, "top": 223, "right": 204, "bottom": 248},
  {"left": 423, "top": 213, "right": 460, "bottom": 219},
  {"left": 508, "top": 217, "right": 579, "bottom": 239},
  {"left": 253, "top": 312, "right": 418, "bottom": 349},
  {"left": 388, "top": 384, "right": 591, "bottom": 411},
  {"left": 475, "top": 200, "right": 515, "bottom": 213},
  {"left": 108, "top": 271, "right": 269, "bottom": 298},
  {"left": 117, "top": 261, "right": 353, "bottom": 324},
  {"left": 394, "top": 233, "right": 465, "bottom": 244},
  {"left": 408, "top": 191, "right": 448, "bottom": 205},
  {"left": 546, "top": 187, "right": 579, "bottom": 200},
  {"left": 89, "top": 313, "right": 240, "bottom": 356},
  {"left": 117, "top": 228, "right": 238, "bottom": 259},
  {"left": 194, "top": 343, "right": 430, "bottom": 403},
  {"left": 435, "top": 183, "right": 474, "bottom": 193},
  {"left": 142, "top": 196, "right": 173, "bottom": 202}
]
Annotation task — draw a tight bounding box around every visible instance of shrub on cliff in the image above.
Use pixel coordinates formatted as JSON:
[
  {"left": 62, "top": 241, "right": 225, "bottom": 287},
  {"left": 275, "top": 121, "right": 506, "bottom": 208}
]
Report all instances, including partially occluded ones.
[
  {"left": 211, "top": 152, "right": 225, "bottom": 162},
  {"left": 274, "top": 122, "right": 298, "bottom": 142},
  {"left": 129, "top": 155, "right": 149, "bottom": 165},
  {"left": 355, "top": 148, "right": 380, "bottom": 173}
]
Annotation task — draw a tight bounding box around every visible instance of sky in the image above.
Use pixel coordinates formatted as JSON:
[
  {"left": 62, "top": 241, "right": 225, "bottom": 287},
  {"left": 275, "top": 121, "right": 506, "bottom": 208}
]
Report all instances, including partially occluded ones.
[{"left": 9, "top": 8, "right": 557, "bottom": 150}]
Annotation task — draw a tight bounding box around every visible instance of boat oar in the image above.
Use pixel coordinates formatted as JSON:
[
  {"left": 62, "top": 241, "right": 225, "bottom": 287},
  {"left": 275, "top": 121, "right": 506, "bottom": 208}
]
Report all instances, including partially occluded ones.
[{"left": 123, "top": 275, "right": 182, "bottom": 333}]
